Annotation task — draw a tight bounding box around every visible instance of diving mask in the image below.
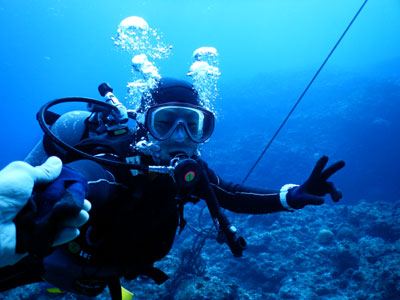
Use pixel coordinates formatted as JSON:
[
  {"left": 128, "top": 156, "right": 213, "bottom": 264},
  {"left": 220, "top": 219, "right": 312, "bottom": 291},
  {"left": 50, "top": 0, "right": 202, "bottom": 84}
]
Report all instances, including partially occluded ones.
[{"left": 145, "top": 102, "right": 215, "bottom": 143}]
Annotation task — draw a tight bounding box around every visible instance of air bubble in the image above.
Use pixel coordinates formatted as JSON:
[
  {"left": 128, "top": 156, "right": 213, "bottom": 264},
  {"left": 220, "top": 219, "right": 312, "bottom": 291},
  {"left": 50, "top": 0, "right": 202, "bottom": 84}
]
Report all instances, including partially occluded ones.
[{"left": 188, "top": 47, "right": 221, "bottom": 113}]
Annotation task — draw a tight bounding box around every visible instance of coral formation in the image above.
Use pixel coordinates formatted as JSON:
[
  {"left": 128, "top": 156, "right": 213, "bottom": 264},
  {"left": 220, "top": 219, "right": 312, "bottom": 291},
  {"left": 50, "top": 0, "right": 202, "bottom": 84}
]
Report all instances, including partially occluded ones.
[{"left": 1, "top": 200, "right": 399, "bottom": 299}]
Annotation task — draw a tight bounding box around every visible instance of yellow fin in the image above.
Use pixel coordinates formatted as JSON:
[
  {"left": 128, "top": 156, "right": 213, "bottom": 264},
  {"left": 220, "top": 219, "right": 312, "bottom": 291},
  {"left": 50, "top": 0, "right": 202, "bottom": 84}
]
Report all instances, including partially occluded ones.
[
  {"left": 121, "top": 286, "right": 134, "bottom": 300},
  {"left": 46, "top": 287, "right": 66, "bottom": 294}
]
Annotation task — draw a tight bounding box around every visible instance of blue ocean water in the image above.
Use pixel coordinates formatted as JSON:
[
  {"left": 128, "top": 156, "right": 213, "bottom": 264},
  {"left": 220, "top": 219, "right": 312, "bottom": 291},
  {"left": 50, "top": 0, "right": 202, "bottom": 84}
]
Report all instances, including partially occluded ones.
[
  {"left": 1, "top": 0, "right": 399, "bottom": 202},
  {"left": 0, "top": 0, "right": 399, "bottom": 299}
]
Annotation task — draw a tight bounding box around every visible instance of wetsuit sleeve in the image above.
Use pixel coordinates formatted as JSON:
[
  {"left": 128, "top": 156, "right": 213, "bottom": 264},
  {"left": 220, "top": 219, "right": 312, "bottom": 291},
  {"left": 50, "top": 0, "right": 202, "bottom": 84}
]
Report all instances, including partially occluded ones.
[{"left": 195, "top": 161, "right": 289, "bottom": 214}]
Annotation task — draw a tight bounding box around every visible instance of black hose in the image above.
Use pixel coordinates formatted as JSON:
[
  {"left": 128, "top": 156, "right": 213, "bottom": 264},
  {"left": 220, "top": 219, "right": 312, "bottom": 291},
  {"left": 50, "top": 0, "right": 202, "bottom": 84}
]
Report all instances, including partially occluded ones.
[{"left": 37, "top": 97, "right": 149, "bottom": 171}]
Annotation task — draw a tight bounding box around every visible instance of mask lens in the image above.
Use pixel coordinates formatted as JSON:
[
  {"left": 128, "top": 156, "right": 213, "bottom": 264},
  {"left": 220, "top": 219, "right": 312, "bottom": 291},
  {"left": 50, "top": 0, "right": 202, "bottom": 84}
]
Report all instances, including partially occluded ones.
[
  {"left": 146, "top": 104, "right": 214, "bottom": 143},
  {"left": 152, "top": 107, "right": 179, "bottom": 137}
]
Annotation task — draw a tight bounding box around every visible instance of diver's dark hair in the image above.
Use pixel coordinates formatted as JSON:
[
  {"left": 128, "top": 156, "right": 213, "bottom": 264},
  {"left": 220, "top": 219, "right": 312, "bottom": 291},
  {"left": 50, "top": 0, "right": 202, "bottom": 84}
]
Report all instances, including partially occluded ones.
[{"left": 141, "top": 77, "right": 200, "bottom": 110}]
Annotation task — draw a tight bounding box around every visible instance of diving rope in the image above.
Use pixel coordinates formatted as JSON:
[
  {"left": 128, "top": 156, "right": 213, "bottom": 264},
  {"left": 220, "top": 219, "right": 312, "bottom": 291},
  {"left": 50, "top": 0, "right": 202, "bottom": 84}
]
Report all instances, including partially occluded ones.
[{"left": 242, "top": 0, "right": 369, "bottom": 184}]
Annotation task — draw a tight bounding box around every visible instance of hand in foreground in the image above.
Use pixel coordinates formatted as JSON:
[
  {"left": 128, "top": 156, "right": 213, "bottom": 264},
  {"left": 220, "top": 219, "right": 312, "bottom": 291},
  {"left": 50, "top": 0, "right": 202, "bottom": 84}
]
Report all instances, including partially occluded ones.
[
  {"left": 287, "top": 156, "right": 345, "bottom": 209},
  {"left": 0, "top": 157, "right": 90, "bottom": 267}
]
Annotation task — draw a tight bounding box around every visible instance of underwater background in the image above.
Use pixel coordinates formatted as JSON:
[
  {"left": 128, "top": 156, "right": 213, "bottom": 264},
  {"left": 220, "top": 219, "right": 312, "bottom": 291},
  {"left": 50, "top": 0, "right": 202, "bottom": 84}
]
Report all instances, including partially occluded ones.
[{"left": 0, "top": 0, "right": 399, "bottom": 299}]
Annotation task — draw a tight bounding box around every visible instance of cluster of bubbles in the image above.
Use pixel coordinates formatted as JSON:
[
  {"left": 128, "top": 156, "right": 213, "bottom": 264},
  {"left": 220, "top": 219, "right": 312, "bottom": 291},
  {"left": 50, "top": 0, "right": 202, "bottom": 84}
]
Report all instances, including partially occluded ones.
[
  {"left": 113, "top": 16, "right": 171, "bottom": 60},
  {"left": 188, "top": 47, "right": 221, "bottom": 113},
  {"left": 113, "top": 16, "right": 220, "bottom": 114},
  {"left": 113, "top": 16, "right": 172, "bottom": 109}
]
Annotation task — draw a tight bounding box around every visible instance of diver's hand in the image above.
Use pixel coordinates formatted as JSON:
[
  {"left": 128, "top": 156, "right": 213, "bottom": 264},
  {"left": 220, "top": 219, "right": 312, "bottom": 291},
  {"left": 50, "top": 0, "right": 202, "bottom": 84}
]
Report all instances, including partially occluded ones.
[
  {"left": 0, "top": 157, "right": 62, "bottom": 222},
  {"left": 0, "top": 157, "right": 90, "bottom": 267},
  {"left": 287, "top": 156, "right": 345, "bottom": 209},
  {"left": 0, "top": 157, "right": 62, "bottom": 266}
]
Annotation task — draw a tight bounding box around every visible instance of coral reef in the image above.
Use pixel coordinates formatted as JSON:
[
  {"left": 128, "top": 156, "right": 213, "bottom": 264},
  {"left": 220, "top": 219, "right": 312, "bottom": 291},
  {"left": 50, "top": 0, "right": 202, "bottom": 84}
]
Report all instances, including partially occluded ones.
[{"left": 1, "top": 200, "right": 399, "bottom": 299}]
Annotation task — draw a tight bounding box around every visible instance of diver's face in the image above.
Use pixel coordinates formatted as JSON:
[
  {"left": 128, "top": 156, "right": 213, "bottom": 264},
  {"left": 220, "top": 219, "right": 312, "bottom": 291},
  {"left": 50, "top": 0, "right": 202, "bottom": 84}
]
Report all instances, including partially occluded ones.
[
  {"left": 148, "top": 127, "right": 199, "bottom": 164},
  {"left": 148, "top": 105, "right": 199, "bottom": 163},
  {"left": 144, "top": 102, "right": 214, "bottom": 164}
]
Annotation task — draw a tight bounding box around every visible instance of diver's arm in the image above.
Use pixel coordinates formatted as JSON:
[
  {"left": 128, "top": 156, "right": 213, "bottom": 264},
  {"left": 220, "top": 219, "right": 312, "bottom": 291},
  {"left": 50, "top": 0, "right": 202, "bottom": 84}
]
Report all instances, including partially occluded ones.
[
  {"left": 200, "top": 156, "right": 345, "bottom": 214},
  {"left": 210, "top": 176, "right": 289, "bottom": 214},
  {"left": 195, "top": 161, "right": 289, "bottom": 214}
]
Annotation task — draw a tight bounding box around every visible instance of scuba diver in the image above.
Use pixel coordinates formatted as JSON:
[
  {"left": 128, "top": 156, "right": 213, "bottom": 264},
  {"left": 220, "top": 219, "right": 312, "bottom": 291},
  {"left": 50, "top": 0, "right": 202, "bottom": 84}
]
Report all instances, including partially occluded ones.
[{"left": 0, "top": 77, "right": 345, "bottom": 299}]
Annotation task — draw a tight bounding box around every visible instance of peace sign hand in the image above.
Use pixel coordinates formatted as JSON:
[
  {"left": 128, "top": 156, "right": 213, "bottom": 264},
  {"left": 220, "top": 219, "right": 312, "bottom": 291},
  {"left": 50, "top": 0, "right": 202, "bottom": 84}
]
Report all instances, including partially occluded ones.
[{"left": 287, "top": 156, "right": 345, "bottom": 209}]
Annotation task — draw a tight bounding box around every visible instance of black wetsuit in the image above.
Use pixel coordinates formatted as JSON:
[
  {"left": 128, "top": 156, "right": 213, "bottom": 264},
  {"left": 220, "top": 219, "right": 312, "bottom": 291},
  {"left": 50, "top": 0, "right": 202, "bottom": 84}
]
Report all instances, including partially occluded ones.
[
  {"left": 67, "top": 155, "right": 287, "bottom": 280},
  {"left": 0, "top": 123, "right": 290, "bottom": 297}
]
